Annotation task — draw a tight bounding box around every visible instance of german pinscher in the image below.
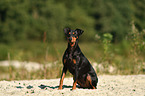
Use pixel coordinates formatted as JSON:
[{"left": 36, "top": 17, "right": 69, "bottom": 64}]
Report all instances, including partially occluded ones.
[{"left": 58, "top": 28, "right": 98, "bottom": 90}]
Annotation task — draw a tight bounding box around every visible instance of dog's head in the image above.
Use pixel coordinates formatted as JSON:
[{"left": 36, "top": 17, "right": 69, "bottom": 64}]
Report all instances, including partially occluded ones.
[{"left": 64, "top": 28, "right": 84, "bottom": 46}]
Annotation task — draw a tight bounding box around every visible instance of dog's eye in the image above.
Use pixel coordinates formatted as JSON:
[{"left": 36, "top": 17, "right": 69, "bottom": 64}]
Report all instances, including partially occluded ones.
[
  {"left": 67, "top": 32, "right": 71, "bottom": 36},
  {"left": 73, "top": 32, "right": 76, "bottom": 35}
]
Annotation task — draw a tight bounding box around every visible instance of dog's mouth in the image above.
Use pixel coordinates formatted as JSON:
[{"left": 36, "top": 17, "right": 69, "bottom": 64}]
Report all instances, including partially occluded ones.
[
  {"left": 70, "top": 42, "right": 74, "bottom": 44},
  {"left": 67, "top": 37, "right": 77, "bottom": 46},
  {"left": 69, "top": 42, "right": 76, "bottom": 47}
]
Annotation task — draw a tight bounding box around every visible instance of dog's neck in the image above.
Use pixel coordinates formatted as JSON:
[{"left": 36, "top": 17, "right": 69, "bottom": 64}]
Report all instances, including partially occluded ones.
[{"left": 67, "top": 41, "right": 78, "bottom": 52}]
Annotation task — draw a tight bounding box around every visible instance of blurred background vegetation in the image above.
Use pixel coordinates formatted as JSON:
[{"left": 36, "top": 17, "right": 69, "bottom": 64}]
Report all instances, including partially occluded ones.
[{"left": 0, "top": 0, "right": 145, "bottom": 80}]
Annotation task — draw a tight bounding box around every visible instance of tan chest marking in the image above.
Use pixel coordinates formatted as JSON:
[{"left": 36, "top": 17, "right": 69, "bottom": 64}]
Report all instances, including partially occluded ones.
[{"left": 73, "top": 59, "right": 76, "bottom": 64}]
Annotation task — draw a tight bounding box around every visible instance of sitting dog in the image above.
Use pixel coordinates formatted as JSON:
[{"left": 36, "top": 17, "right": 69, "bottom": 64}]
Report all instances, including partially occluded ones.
[{"left": 58, "top": 28, "right": 98, "bottom": 90}]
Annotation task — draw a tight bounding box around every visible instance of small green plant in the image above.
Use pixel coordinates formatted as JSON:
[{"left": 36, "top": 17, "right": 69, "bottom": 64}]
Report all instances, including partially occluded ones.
[
  {"left": 102, "top": 33, "right": 113, "bottom": 62},
  {"left": 99, "top": 33, "right": 113, "bottom": 73},
  {"left": 129, "top": 21, "right": 145, "bottom": 74}
]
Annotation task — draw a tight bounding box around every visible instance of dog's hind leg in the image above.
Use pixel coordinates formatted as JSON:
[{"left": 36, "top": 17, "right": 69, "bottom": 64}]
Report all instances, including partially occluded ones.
[
  {"left": 86, "top": 74, "right": 96, "bottom": 89},
  {"left": 77, "top": 74, "right": 96, "bottom": 89}
]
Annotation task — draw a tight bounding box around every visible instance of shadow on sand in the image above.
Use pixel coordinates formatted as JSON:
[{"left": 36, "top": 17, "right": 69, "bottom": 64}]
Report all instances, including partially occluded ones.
[
  {"left": 16, "top": 84, "right": 80, "bottom": 90},
  {"left": 38, "top": 84, "right": 79, "bottom": 89}
]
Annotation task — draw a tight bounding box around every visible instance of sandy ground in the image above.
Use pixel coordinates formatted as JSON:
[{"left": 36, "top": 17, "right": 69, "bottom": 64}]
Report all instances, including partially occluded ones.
[{"left": 0, "top": 75, "right": 144, "bottom": 96}]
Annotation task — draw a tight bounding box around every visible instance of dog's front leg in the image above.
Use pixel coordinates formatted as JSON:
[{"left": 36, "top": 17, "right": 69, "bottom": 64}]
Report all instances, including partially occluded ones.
[
  {"left": 58, "top": 66, "right": 67, "bottom": 90},
  {"left": 72, "top": 58, "right": 80, "bottom": 90},
  {"left": 72, "top": 67, "right": 78, "bottom": 90}
]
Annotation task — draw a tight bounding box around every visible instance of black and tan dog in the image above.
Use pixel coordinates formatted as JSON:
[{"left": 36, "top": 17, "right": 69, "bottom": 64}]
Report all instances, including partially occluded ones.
[{"left": 58, "top": 28, "right": 98, "bottom": 90}]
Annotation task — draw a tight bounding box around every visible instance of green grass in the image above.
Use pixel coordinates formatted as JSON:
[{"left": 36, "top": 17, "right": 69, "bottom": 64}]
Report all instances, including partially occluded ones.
[
  {"left": 0, "top": 40, "right": 145, "bottom": 80},
  {"left": 0, "top": 22, "right": 144, "bottom": 80}
]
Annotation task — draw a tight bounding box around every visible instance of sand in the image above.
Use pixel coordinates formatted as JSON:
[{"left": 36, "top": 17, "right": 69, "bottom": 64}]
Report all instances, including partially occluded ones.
[{"left": 0, "top": 75, "right": 144, "bottom": 96}]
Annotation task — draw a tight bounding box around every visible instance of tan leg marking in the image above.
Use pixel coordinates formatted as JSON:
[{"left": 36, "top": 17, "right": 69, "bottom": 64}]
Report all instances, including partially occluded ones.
[
  {"left": 72, "top": 75, "right": 77, "bottom": 90},
  {"left": 72, "top": 80, "right": 78, "bottom": 90},
  {"left": 58, "top": 72, "right": 65, "bottom": 90}
]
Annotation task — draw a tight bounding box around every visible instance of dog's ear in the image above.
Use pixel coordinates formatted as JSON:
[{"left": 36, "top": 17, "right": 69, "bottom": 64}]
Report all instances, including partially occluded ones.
[
  {"left": 64, "top": 28, "right": 71, "bottom": 35},
  {"left": 76, "top": 29, "right": 84, "bottom": 36}
]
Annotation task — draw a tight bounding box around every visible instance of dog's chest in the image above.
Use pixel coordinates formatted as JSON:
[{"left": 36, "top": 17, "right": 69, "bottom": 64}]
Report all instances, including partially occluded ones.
[
  {"left": 64, "top": 52, "right": 77, "bottom": 74},
  {"left": 66, "top": 53, "right": 76, "bottom": 65},
  {"left": 65, "top": 51, "right": 77, "bottom": 62}
]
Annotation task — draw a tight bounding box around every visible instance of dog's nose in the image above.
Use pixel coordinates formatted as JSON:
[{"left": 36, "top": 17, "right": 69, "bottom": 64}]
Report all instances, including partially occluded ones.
[{"left": 69, "top": 38, "right": 72, "bottom": 42}]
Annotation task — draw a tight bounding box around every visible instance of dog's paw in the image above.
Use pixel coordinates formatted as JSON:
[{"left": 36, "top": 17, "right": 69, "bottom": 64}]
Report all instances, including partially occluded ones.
[{"left": 58, "top": 87, "right": 62, "bottom": 90}]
